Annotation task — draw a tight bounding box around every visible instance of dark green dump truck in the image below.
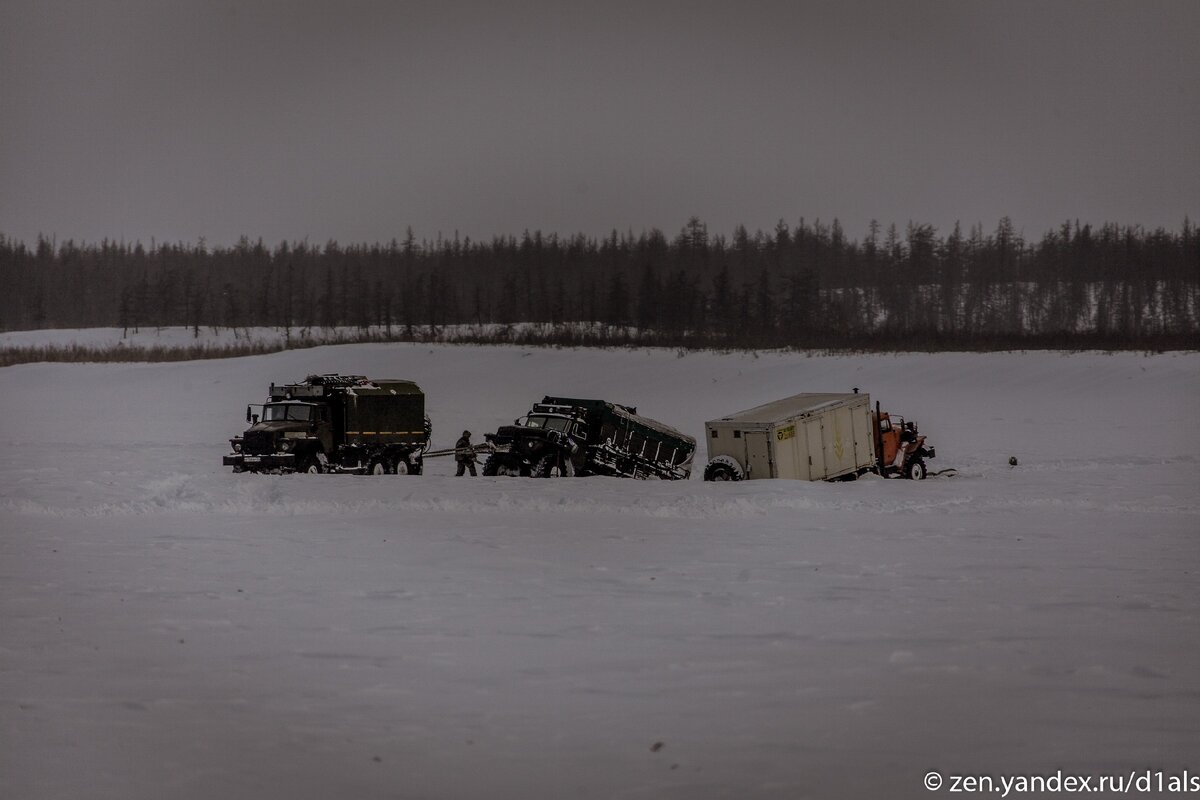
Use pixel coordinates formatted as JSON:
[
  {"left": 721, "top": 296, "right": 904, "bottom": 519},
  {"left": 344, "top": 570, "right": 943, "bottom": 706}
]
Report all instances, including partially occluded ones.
[
  {"left": 223, "top": 374, "right": 430, "bottom": 474},
  {"left": 482, "top": 396, "right": 695, "bottom": 479}
]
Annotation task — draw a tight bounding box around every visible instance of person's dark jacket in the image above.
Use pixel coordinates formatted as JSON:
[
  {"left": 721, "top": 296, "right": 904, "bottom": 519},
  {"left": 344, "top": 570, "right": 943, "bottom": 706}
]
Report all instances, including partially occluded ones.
[{"left": 455, "top": 435, "right": 473, "bottom": 463}]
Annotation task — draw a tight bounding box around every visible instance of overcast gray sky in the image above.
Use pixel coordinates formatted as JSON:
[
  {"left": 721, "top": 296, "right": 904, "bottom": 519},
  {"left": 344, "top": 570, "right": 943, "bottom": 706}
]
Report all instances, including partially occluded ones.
[{"left": 2, "top": 0, "right": 1197, "bottom": 247}]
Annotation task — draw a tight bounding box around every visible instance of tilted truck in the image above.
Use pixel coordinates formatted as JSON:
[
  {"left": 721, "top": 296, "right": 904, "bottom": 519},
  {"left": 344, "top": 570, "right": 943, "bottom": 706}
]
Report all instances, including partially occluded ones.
[
  {"left": 223, "top": 374, "right": 431, "bottom": 474},
  {"left": 482, "top": 396, "right": 696, "bottom": 479},
  {"left": 702, "top": 391, "right": 936, "bottom": 481}
]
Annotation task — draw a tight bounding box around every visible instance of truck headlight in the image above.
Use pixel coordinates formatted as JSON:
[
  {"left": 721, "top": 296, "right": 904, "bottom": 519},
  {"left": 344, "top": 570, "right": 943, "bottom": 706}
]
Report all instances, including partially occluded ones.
[
  {"left": 233, "top": 442, "right": 242, "bottom": 453},
  {"left": 279, "top": 440, "right": 293, "bottom": 452}
]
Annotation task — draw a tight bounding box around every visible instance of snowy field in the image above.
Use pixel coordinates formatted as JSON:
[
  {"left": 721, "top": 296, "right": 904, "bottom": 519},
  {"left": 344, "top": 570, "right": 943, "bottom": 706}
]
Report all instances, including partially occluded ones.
[{"left": 1, "top": 340, "right": 1197, "bottom": 799}]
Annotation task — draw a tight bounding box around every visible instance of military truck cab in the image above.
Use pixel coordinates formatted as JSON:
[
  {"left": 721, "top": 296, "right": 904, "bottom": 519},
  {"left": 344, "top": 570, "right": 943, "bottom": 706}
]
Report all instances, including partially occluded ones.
[
  {"left": 229, "top": 400, "right": 330, "bottom": 473},
  {"left": 483, "top": 401, "right": 586, "bottom": 477}
]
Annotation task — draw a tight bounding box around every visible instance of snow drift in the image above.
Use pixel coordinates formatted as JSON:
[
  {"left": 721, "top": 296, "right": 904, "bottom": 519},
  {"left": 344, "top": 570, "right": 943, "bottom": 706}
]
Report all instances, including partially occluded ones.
[{"left": 1, "top": 342, "right": 1197, "bottom": 799}]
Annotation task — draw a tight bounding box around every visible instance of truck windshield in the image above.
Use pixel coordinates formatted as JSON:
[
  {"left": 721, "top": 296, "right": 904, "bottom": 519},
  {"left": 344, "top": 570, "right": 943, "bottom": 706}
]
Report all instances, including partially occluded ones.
[
  {"left": 264, "top": 404, "right": 313, "bottom": 422},
  {"left": 524, "top": 415, "right": 571, "bottom": 432}
]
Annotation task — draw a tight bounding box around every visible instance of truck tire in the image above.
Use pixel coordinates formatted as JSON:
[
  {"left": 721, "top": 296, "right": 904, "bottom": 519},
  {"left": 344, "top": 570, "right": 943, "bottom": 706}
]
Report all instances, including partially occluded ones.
[
  {"left": 534, "top": 453, "right": 575, "bottom": 478},
  {"left": 483, "top": 455, "right": 522, "bottom": 477},
  {"left": 369, "top": 458, "right": 387, "bottom": 476},
  {"left": 703, "top": 455, "right": 744, "bottom": 482},
  {"left": 906, "top": 459, "right": 927, "bottom": 480},
  {"left": 393, "top": 457, "right": 411, "bottom": 475},
  {"left": 298, "top": 456, "right": 323, "bottom": 474}
]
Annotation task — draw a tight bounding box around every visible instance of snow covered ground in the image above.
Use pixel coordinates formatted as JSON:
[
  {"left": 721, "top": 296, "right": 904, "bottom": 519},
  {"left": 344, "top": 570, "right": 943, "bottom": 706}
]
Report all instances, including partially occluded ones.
[{"left": 1, "top": 341, "right": 1197, "bottom": 799}]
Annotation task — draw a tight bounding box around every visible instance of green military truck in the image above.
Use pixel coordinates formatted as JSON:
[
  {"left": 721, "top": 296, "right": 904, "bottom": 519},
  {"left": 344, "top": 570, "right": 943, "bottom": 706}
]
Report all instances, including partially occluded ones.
[
  {"left": 482, "top": 396, "right": 695, "bottom": 479},
  {"left": 223, "top": 374, "right": 430, "bottom": 474}
]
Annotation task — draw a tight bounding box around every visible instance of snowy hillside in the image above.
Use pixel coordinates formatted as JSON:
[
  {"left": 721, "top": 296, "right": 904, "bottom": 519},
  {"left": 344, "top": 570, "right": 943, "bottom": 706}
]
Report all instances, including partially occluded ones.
[
  {"left": 1, "top": 343, "right": 1197, "bottom": 799},
  {"left": 0, "top": 323, "right": 617, "bottom": 354}
]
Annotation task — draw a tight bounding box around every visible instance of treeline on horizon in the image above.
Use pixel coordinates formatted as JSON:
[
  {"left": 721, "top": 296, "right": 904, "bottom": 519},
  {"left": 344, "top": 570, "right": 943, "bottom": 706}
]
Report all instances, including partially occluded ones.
[{"left": 1, "top": 216, "right": 1197, "bottom": 351}]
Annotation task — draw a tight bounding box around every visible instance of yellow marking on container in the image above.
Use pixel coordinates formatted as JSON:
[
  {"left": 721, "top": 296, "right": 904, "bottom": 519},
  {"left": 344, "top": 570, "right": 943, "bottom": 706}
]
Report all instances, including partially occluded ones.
[
  {"left": 776, "top": 424, "right": 796, "bottom": 442},
  {"left": 833, "top": 417, "right": 845, "bottom": 459}
]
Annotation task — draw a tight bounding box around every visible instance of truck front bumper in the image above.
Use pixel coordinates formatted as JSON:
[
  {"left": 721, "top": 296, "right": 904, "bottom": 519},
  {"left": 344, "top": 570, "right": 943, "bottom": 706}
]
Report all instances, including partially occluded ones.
[{"left": 224, "top": 453, "right": 297, "bottom": 470}]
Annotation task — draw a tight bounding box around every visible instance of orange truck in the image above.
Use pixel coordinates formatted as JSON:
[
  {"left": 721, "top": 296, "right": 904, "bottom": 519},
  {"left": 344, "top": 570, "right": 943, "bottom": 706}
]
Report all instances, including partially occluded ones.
[
  {"left": 702, "top": 391, "right": 937, "bottom": 481},
  {"left": 872, "top": 402, "right": 937, "bottom": 480}
]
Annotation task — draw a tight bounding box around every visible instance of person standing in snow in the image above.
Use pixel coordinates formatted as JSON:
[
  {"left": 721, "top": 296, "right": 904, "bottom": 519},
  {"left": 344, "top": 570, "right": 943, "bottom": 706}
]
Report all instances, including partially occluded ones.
[{"left": 455, "top": 430, "right": 477, "bottom": 476}]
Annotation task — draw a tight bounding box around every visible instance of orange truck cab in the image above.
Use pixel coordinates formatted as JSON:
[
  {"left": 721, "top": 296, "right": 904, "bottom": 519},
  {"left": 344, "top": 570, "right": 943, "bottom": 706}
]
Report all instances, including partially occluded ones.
[{"left": 871, "top": 407, "right": 936, "bottom": 480}]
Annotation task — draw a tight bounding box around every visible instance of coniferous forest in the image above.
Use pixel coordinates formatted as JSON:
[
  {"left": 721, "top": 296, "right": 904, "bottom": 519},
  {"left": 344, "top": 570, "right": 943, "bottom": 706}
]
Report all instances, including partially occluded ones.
[{"left": 1, "top": 216, "right": 1197, "bottom": 351}]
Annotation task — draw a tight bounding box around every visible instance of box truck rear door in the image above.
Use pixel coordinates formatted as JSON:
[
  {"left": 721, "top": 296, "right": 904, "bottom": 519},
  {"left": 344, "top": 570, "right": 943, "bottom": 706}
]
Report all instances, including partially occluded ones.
[
  {"left": 744, "top": 430, "right": 772, "bottom": 479},
  {"left": 805, "top": 418, "right": 826, "bottom": 480}
]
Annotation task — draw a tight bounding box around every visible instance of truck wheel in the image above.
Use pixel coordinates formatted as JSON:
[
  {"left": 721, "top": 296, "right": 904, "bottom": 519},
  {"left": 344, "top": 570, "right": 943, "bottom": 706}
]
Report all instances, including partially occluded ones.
[
  {"left": 906, "top": 459, "right": 927, "bottom": 480},
  {"left": 483, "top": 455, "right": 521, "bottom": 477},
  {"left": 393, "top": 457, "right": 411, "bottom": 475},
  {"left": 369, "top": 459, "right": 387, "bottom": 476},
  {"left": 703, "top": 455, "right": 745, "bottom": 482},
  {"left": 534, "top": 453, "right": 575, "bottom": 478},
  {"left": 298, "top": 456, "right": 323, "bottom": 474}
]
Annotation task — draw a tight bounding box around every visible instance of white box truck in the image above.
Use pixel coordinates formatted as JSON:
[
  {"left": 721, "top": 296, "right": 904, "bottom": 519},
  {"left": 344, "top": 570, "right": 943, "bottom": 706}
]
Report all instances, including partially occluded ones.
[{"left": 702, "top": 392, "right": 878, "bottom": 481}]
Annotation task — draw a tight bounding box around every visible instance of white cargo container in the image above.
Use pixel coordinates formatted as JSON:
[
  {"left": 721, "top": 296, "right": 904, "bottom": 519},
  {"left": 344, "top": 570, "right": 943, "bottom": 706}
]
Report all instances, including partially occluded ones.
[{"left": 703, "top": 392, "right": 877, "bottom": 481}]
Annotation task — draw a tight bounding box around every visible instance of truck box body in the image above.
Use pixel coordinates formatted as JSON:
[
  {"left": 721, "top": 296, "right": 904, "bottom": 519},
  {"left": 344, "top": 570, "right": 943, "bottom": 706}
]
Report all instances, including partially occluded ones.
[
  {"left": 342, "top": 383, "right": 426, "bottom": 446},
  {"left": 705, "top": 393, "right": 875, "bottom": 481}
]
